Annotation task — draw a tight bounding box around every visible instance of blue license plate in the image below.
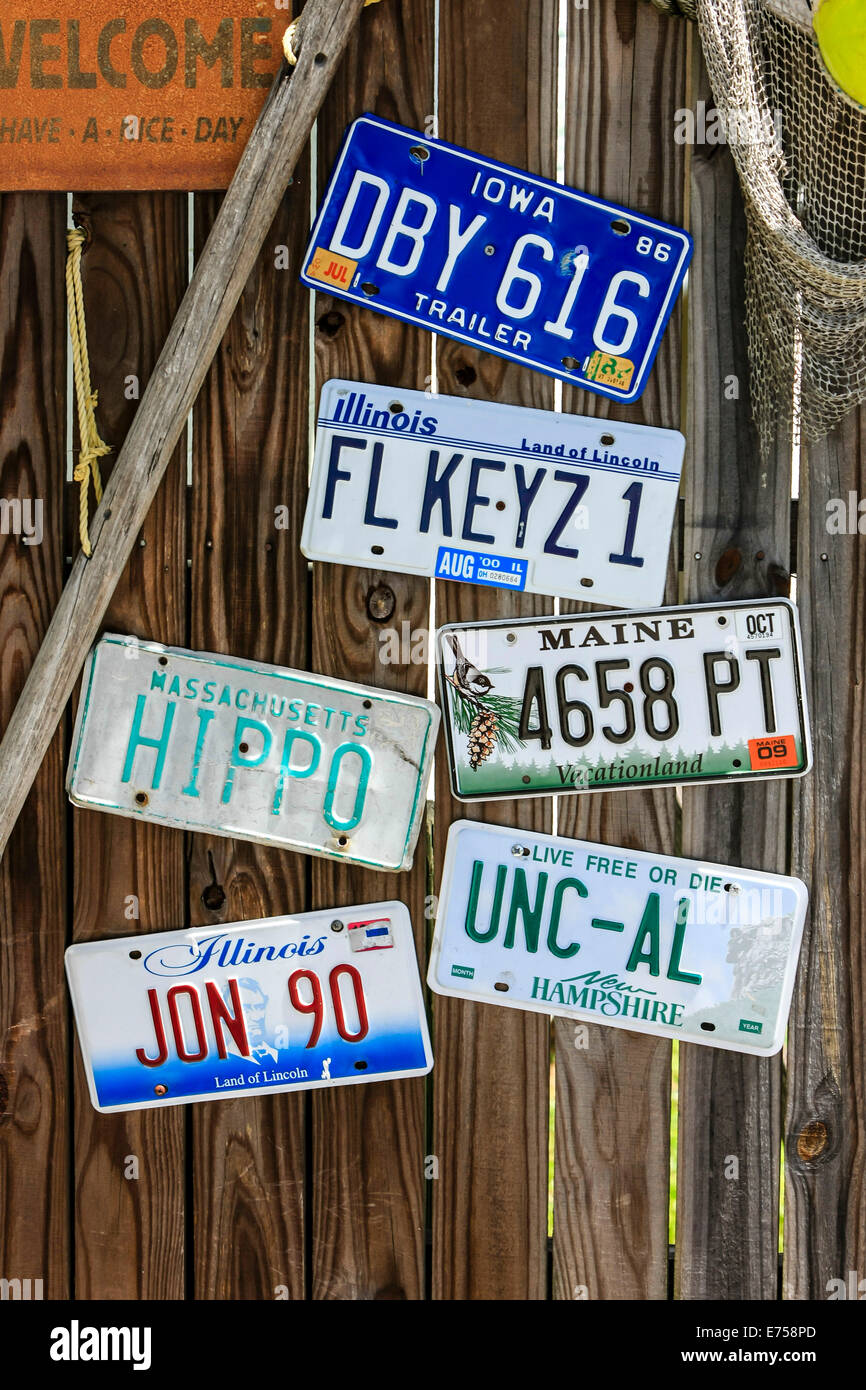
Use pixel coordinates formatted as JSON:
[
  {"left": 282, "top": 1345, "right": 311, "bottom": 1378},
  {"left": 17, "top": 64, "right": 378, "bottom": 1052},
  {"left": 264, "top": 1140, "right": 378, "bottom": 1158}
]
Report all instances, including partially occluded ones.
[{"left": 301, "top": 116, "right": 692, "bottom": 402}]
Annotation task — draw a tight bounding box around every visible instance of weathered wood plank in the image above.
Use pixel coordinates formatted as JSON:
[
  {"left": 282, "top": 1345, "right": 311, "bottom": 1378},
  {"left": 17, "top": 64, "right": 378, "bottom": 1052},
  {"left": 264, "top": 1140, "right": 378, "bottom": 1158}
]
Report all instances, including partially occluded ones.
[
  {"left": 431, "top": 0, "right": 557, "bottom": 1303},
  {"left": 675, "top": 40, "right": 788, "bottom": 1301},
  {"left": 309, "top": 0, "right": 435, "bottom": 1302},
  {"left": 552, "top": 0, "right": 687, "bottom": 1302},
  {"left": 0, "top": 0, "right": 371, "bottom": 862},
  {"left": 70, "top": 192, "right": 188, "bottom": 1299},
  {"left": 0, "top": 192, "right": 70, "bottom": 1299},
  {"left": 187, "top": 179, "right": 310, "bottom": 1301},
  {"left": 785, "top": 412, "right": 865, "bottom": 1299}
]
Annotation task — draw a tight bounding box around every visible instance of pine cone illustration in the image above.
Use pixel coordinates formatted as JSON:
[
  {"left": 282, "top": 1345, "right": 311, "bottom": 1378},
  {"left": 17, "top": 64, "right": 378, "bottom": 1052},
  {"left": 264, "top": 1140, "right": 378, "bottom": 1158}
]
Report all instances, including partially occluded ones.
[{"left": 468, "top": 706, "right": 498, "bottom": 769}]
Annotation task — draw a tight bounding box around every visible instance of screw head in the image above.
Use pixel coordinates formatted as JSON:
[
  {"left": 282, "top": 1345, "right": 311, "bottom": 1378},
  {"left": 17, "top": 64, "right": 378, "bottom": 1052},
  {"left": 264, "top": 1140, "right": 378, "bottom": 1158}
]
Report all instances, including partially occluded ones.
[
  {"left": 367, "top": 584, "right": 396, "bottom": 622},
  {"left": 330, "top": 920, "right": 344, "bottom": 932}
]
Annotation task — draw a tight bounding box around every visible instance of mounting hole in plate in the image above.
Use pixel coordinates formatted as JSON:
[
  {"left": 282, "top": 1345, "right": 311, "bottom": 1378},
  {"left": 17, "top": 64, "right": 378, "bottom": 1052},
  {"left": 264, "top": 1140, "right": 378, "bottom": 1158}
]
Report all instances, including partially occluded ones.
[
  {"left": 495, "top": 500, "right": 506, "bottom": 511},
  {"left": 389, "top": 401, "right": 403, "bottom": 414},
  {"left": 134, "top": 791, "right": 148, "bottom": 806},
  {"left": 724, "top": 882, "right": 740, "bottom": 894},
  {"left": 154, "top": 1084, "right": 168, "bottom": 1095},
  {"left": 129, "top": 950, "right": 142, "bottom": 960},
  {"left": 700, "top": 1022, "right": 716, "bottom": 1032},
  {"left": 506, "top": 632, "right": 516, "bottom": 644},
  {"left": 354, "top": 1060, "right": 368, "bottom": 1070},
  {"left": 561, "top": 356, "right": 579, "bottom": 370},
  {"left": 717, "top": 615, "right": 728, "bottom": 626},
  {"left": 732, "top": 759, "right": 742, "bottom": 768},
  {"left": 511, "top": 844, "right": 530, "bottom": 858},
  {"left": 409, "top": 144, "right": 429, "bottom": 162},
  {"left": 600, "top": 433, "right": 615, "bottom": 446},
  {"left": 330, "top": 920, "right": 344, "bottom": 932},
  {"left": 158, "top": 656, "right": 168, "bottom": 666},
  {"left": 494, "top": 982, "right": 510, "bottom": 992},
  {"left": 371, "top": 544, "right": 384, "bottom": 555},
  {"left": 522, "top": 775, "right": 531, "bottom": 784},
  {"left": 624, "top": 682, "right": 634, "bottom": 693},
  {"left": 580, "top": 577, "right": 593, "bottom": 588},
  {"left": 611, "top": 218, "right": 630, "bottom": 236},
  {"left": 337, "top": 836, "right": 349, "bottom": 848},
  {"left": 362, "top": 699, "right": 372, "bottom": 709},
  {"left": 361, "top": 282, "right": 380, "bottom": 296},
  {"left": 238, "top": 742, "right": 249, "bottom": 754},
  {"left": 484, "top": 244, "right": 496, "bottom": 256}
]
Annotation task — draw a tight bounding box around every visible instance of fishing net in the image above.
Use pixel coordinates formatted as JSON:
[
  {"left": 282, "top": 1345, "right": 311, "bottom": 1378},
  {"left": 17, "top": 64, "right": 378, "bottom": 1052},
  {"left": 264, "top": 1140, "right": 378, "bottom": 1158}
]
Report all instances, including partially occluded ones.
[{"left": 651, "top": 0, "right": 866, "bottom": 457}]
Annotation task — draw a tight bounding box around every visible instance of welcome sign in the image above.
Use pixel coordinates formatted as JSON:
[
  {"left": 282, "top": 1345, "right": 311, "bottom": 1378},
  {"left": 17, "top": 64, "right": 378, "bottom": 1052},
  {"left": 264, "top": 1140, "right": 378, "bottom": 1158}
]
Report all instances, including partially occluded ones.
[{"left": 0, "top": 2, "right": 285, "bottom": 189}]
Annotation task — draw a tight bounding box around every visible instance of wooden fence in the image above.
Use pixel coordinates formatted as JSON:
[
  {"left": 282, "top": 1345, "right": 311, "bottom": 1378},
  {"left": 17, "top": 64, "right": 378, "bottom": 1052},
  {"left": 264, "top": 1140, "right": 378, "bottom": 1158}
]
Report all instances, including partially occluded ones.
[{"left": 0, "top": 0, "right": 863, "bottom": 1301}]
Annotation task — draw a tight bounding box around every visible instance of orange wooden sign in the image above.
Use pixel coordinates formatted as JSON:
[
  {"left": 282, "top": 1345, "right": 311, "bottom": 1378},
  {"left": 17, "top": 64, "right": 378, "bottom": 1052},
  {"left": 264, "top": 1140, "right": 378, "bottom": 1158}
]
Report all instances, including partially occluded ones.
[{"left": 0, "top": 2, "right": 286, "bottom": 190}]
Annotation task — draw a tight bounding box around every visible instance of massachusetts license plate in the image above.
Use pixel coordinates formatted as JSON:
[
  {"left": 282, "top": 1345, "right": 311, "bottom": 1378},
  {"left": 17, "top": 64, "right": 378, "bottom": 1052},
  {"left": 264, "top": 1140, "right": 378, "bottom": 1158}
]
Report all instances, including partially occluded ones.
[
  {"left": 302, "top": 380, "right": 685, "bottom": 607},
  {"left": 67, "top": 635, "right": 439, "bottom": 871},
  {"left": 428, "top": 822, "right": 808, "bottom": 1054},
  {"left": 66, "top": 903, "right": 432, "bottom": 1112},
  {"left": 438, "top": 600, "right": 811, "bottom": 800},
  {"left": 301, "top": 116, "right": 692, "bottom": 400}
]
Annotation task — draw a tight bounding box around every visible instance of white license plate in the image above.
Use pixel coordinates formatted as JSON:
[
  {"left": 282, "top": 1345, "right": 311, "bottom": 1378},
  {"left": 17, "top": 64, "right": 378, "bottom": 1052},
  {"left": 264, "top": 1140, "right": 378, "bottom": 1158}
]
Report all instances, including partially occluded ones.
[
  {"left": 428, "top": 822, "right": 807, "bottom": 1054},
  {"left": 302, "top": 380, "right": 684, "bottom": 608},
  {"left": 67, "top": 903, "right": 432, "bottom": 1112},
  {"left": 67, "top": 635, "right": 439, "bottom": 871},
  {"left": 438, "top": 600, "right": 811, "bottom": 800}
]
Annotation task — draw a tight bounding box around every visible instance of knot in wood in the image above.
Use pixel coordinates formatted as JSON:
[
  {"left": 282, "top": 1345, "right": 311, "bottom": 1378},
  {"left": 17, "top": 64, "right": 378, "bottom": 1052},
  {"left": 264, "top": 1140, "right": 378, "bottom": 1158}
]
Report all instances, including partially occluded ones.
[
  {"left": 797, "top": 1120, "right": 828, "bottom": 1162},
  {"left": 367, "top": 584, "right": 396, "bottom": 622}
]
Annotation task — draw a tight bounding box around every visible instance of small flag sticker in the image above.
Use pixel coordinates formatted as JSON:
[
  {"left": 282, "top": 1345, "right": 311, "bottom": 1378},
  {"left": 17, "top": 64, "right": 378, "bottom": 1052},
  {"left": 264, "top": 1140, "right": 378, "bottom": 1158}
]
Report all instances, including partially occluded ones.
[{"left": 348, "top": 918, "right": 394, "bottom": 952}]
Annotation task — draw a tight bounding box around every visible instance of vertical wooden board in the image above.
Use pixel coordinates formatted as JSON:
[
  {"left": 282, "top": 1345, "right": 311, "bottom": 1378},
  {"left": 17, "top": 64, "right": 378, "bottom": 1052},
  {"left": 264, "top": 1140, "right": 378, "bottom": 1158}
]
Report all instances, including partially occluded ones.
[
  {"left": 187, "top": 181, "right": 310, "bottom": 1301},
  {"left": 431, "top": 0, "right": 557, "bottom": 1303},
  {"left": 309, "top": 0, "right": 435, "bottom": 1301},
  {"left": 70, "top": 192, "right": 187, "bottom": 1299},
  {"left": 785, "top": 414, "right": 865, "bottom": 1299},
  {"left": 0, "top": 192, "right": 70, "bottom": 1298},
  {"left": 552, "top": 1, "right": 686, "bottom": 1301},
  {"left": 675, "top": 42, "right": 788, "bottom": 1302}
]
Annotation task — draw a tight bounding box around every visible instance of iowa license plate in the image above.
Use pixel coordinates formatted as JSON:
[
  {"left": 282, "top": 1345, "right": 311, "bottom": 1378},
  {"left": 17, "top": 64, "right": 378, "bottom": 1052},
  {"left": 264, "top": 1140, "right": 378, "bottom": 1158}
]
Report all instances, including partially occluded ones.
[
  {"left": 68, "top": 635, "right": 438, "bottom": 871},
  {"left": 302, "top": 380, "right": 684, "bottom": 608},
  {"left": 428, "top": 822, "right": 808, "bottom": 1054},
  {"left": 438, "top": 600, "right": 811, "bottom": 799},
  {"left": 67, "top": 903, "right": 432, "bottom": 1112},
  {"left": 301, "top": 116, "right": 692, "bottom": 400}
]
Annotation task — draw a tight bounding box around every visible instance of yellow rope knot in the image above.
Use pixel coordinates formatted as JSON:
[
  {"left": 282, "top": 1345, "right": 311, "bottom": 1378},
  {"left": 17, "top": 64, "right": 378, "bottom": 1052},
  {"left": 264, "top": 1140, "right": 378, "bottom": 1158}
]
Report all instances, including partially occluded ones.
[
  {"left": 66, "top": 226, "right": 111, "bottom": 558},
  {"left": 283, "top": 0, "right": 381, "bottom": 66}
]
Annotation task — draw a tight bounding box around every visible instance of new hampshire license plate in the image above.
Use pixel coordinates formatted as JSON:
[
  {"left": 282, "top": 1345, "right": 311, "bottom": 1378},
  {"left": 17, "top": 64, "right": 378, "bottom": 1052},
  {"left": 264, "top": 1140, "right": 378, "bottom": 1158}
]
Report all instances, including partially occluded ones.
[
  {"left": 301, "top": 116, "right": 692, "bottom": 400},
  {"left": 67, "top": 635, "right": 439, "bottom": 871},
  {"left": 302, "top": 380, "right": 685, "bottom": 608},
  {"left": 428, "top": 822, "right": 808, "bottom": 1054},
  {"left": 438, "top": 600, "right": 811, "bottom": 800},
  {"left": 67, "top": 903, "right": 432, "bottom": 1112}
]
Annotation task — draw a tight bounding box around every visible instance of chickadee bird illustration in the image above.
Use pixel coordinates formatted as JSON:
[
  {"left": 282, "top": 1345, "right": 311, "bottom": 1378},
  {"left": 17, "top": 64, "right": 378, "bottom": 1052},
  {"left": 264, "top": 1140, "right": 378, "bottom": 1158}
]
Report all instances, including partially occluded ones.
[{"left": 448, "top": 634, "right": 493, "bottom": 697}]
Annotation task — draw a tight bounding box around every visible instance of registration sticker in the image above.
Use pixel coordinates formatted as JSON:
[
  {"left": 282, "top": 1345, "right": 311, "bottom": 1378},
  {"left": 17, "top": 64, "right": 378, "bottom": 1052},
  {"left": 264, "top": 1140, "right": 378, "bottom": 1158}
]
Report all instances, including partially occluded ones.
[
  {"left": 584, "top": 350, "right": 635, "bottom": 391},
  {"left": 307, "top": 247, "right": 358, "bottom": 289}
]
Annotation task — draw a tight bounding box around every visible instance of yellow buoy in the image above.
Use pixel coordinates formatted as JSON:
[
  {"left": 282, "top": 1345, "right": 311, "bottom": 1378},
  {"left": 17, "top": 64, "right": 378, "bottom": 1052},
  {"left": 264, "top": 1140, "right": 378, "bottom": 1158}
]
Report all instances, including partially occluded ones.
[{"left": 813, "top": 0, "right": 866, "bottom": 108}]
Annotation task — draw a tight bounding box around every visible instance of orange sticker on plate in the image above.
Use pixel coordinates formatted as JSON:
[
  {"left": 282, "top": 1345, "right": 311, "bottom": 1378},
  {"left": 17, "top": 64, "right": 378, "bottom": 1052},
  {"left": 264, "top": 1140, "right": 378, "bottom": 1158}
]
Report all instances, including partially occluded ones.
[
  {"left": 306, "top": 247, "right": 358, "bottom": 290},
  {"left": 748, "top": 735, "right": 799, "bottom": 770},
  {"left": 584, "top": 350, "right": 635, "bottom": 391}
]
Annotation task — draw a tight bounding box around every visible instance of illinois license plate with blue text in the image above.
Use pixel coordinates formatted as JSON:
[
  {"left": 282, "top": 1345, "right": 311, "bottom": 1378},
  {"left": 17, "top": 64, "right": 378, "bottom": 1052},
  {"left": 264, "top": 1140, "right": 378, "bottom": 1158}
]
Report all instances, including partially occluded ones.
[
  {"left": 301, "top": 116, "right": 692, "bottom": 400},
  {"left": 428, "top": 822, "right": 808, "bottom": 1055},
  {"left": 66, "top": 903, "right": 432, "bottom": 1112},
  {"left": 302, "top": 380, "right": 685, "bottom": 608},
  {"left": 67, "top": 635, "right": 438, "bottom": 871}
]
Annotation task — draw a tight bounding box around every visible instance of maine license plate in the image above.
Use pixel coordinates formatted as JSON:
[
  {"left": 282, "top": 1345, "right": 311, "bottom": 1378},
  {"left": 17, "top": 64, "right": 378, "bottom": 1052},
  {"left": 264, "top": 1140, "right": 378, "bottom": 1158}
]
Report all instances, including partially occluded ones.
[
  {"left": 438, "top": 600, "right": 811, "bottom": 800},
  {"left": 428, "top": 822, "right": 808, "bottom": 1054},
  {"left": 302, "top": 380, "right": 684, "bottom": 607},
  {"left": 301, "top": 116, "right": 692, "bottom": 400},
  {"left": 67, "top": 635, "right": 439, "bottom": 871},
  {"left": 66, "top": 903, "right": 433, "bottom": 1112}
]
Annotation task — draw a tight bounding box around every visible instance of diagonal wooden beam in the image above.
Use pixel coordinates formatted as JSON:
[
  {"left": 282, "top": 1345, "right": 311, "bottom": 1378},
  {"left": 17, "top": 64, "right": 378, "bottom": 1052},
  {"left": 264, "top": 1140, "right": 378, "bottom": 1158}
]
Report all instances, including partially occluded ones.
[{"left": 0, "top": 0, "right": 370, "bottom": 859}]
